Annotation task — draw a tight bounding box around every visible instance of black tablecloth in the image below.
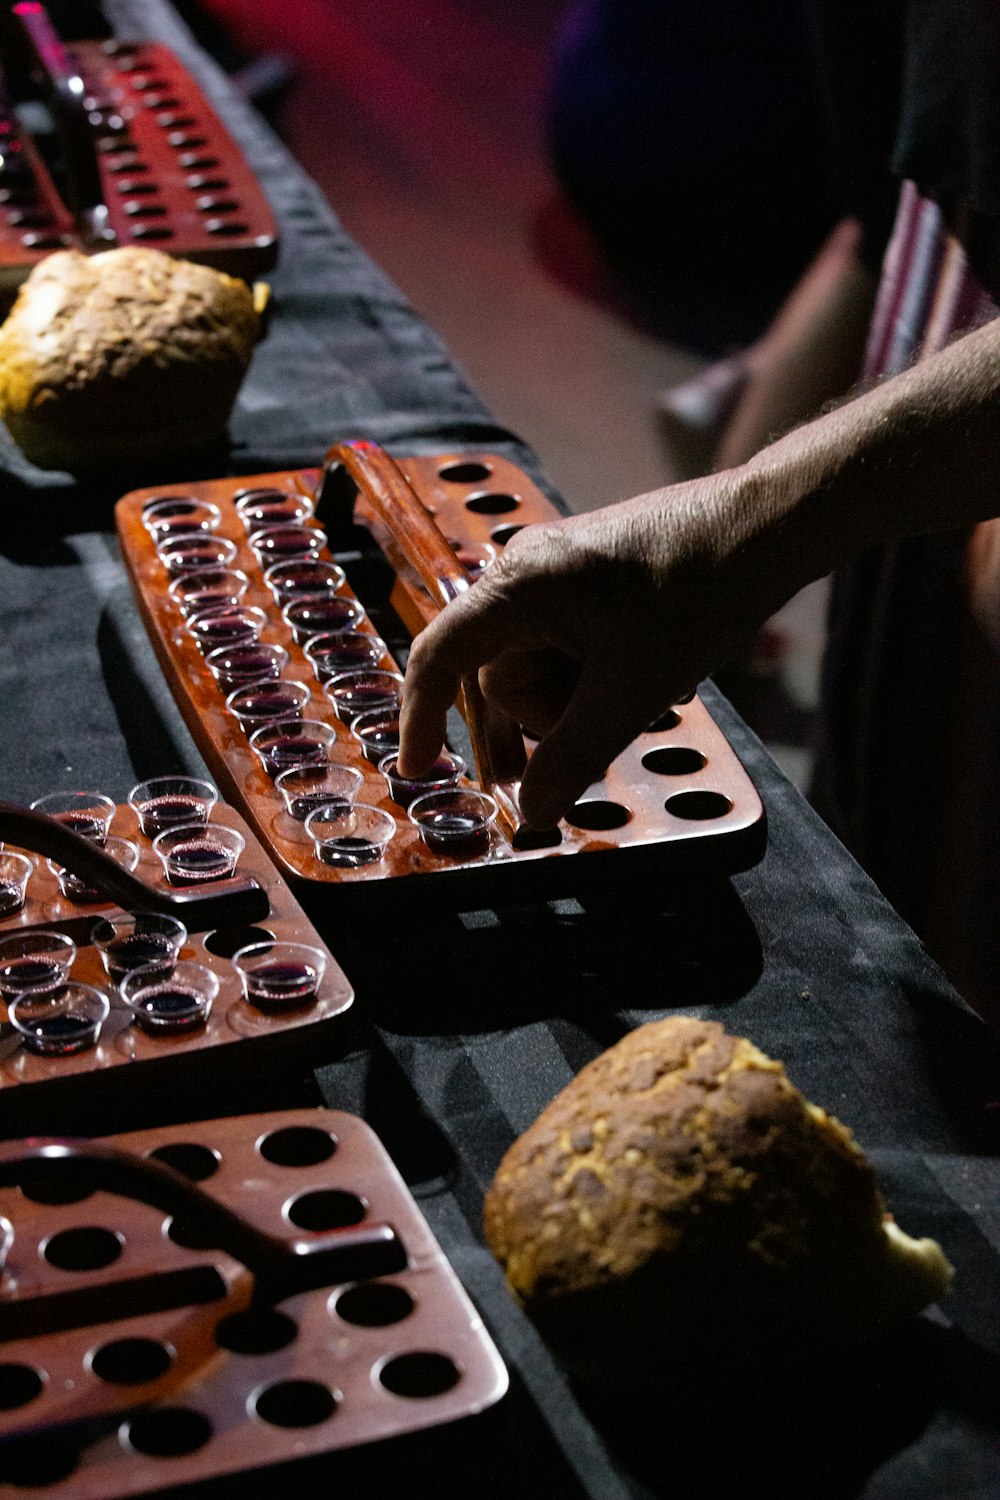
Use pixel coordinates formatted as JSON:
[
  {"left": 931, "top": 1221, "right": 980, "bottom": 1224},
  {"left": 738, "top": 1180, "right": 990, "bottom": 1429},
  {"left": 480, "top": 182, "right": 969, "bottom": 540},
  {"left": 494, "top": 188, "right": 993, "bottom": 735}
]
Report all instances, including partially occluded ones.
[{"left": 0, "top": 5, "right": 998, "bottom": 1497}]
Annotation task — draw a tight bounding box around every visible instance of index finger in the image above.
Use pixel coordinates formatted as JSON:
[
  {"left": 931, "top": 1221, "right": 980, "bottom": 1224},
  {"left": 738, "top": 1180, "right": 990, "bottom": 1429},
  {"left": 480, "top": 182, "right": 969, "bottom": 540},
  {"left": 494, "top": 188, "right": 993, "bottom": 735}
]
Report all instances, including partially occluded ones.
[{"left": 398, "top": 583, "right": 530, "bottom": 777}]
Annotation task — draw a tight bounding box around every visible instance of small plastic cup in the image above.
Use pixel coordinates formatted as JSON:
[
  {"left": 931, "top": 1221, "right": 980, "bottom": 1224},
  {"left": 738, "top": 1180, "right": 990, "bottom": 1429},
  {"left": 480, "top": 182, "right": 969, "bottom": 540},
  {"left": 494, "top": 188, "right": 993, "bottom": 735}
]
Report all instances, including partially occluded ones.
[
  {"left": 153, "top": 823, "right": 245, "bottom": 885},
  {"left": 187, "top": 604, "right": 268, "bottom": 654},
  {"left": 0, "top": 931, "right": 77, "bottom": 1000},
  {"left": 48, "top": 835, "right": 139, "bottom": 904},
  {"left": 92, "top": 912, "right": 187, "bottom": 985},
  {"left": 264, "top": 559, "right": 345, "bottom": 608},
  {"left": 226, "top": 679, "right": 312, "bottom": 735},
  {"left": 10, "top": 984, "right": 109, "bottom": 1056},
  {"left": 275, "top": 763, "right": 364, "bottom": 821},
  {"left": 128, "top": 776, "right": 218, "bottom": 839},
  {"left": 232, "top": 939, "right": 327, "bottom": 1013},
  {"left": 249, "top": 718, "right": 339, "bottom": 778},
  {"left": 249, "top": 521, "right": 325, "bottom": 567},
  {"left": 449, "top": 539, "right": 497, "bottom": 580},
  {"left": 235, "top": 488, "right": 314, "bottom": 532},
  {"left": 206, "top": 642, "right": 289, "bottom": 693},
  {"left": 379, "top": 750, "right": 465, "bottom": 809},
  {"left": 282, "top": 594, "right": 365, "bottom": 645},
  {"left": 142, "top": 496, "right": 221, "bottom": 541},
  {"left": 169, "top": 567, "right": 249, "bottom": 618},
  {"left": 350, "top": 708, "right": 401, "bottom": 765},
  {"left": 29, "top": 791, "right": 115, "bottom": 845},
  {"left": 410, "top": 788, "right": 498, "bottom": 859},
  {"left": 324, "top": 669, "right": 404, "bottom": 723},
  {"left": 157, "top": 534, "right": 238, "bottom": 576},
  {"left": 0, "top": 852, "right": 32, "bottom": 917},
  {"left": 305, "top": 802, "right": 396, "bottom": 868},
  {"left": 120, "top": 959, "right": 218, "bottom": 1035},
  {"left": 304, "top": 631, "right": 386, "bottom": 683}
]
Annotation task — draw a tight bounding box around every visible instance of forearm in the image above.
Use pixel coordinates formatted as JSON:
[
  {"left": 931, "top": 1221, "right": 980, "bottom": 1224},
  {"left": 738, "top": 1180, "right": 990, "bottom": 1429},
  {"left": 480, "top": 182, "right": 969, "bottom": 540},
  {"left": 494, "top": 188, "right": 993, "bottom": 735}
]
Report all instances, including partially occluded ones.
[{"left": 733, "top": 314, "right": 1000, "bottom": 588}]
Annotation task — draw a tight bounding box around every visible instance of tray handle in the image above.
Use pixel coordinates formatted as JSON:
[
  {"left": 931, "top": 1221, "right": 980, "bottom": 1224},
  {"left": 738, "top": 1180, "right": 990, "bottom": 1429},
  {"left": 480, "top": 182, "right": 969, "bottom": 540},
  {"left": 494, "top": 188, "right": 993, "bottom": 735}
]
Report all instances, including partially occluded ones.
[
  {"left": 322, "top": 440, "right": 536, "bottom": 843},
  {"left": 0, "top": 1139, "right": 406, "bottom": 1330}
]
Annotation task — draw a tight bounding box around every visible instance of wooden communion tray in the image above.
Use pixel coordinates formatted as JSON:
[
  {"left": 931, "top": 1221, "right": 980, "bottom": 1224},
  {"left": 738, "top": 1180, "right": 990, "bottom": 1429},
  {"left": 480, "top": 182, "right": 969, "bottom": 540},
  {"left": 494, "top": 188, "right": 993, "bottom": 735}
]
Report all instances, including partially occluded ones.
[
  {"left": 0, "top": 10, "right": 278, "bottom": 292},
  {"left": 116, "top": 443, "right": 766, "bottom": 914},
  {"left": 0, "top": 1110, "right": 508, "bottom": 1494},
  {"left": 0, "top": 801, "right": 354, "bottom": 1114}
]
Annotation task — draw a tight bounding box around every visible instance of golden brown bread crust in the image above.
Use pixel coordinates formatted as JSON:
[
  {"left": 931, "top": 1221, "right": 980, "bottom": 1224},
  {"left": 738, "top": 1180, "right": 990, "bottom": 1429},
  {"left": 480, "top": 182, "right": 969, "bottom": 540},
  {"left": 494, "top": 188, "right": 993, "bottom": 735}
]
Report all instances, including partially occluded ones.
[
  {"left": 0, "top": 247, "right": 260, "bottom": 470},
  {"left": 484, "top": 1017, "right": 949, "bottom": 1366}
]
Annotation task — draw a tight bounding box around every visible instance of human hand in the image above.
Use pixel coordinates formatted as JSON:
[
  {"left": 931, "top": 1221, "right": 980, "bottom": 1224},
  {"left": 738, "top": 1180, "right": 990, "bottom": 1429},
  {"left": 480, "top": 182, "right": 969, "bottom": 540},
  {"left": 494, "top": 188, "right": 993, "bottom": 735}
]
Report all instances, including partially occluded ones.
[{"left": 399, "top": 472, "right": 818, "bottom": 827}]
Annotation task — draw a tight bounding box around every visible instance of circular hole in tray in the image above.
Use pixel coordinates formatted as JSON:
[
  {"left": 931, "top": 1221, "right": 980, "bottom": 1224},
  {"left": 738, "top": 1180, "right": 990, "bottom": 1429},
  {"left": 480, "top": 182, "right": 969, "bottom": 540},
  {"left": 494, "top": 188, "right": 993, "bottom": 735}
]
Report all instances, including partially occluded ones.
[
  {"left": 203, "top": 925, "right": 275, "bottom": 960},
  {"left": 42, "top": 1227, "right": 123, "bottom": 1273},
  {"left": 490, "top": 523, "right": 525, "bottom": 546},
  {"left": 335, "top": 1282, "right": 414, "bottom": 1328},
  {"left": 258, "top": 1126, "right": 336, "bottom": 1168},
  {"left": 565, "top": 800, "right": 632, "bottom": 832},
  {"left": 0, "top": 1436, "right": 78, "bottom": 1488},
  {"left": 149, "top": 1143, "right": 221, "bottom": 1182},
  {"left": 438, "top": 460, "right": 492, "bottom": 483},
  {"left": 465, "top": 491, "right": 520, "bottom": 516},
  {"left": 19, "top": 1170, "right": 93, "bottom": 1206},
  {"left": 665, "top": 790, "right": 733, "bottom": 821},
  {"left": 378, "top": 1351, "right": 461, "bottom": 1399},
  {"left": 166, "top": 1216, "right": 219, "bottom": 1252},
  {"left": 512, "top": 824, "right": 562, "bottom": 851},
  {"left": 91, "top": 1338, "right": 173, "bottom": 1385},
  {"left": 215, "top": 1308, "right": 297, "bottom": 1356},
  {"left": 124, "top": 1406, "right": 213, "bottom": 1458},
  {"left": 0, "top": 1364, "right": 44, "bottom": 1410},
  {"left": 641, "top": 746, "right": 707, "bottom": 776},
  {"left": 645, "top": 709, "right": 680, "bottom": 733},
  {"left": 252, "top": 1379, "right": 337, "bottom": 1428},
  {"left": 286, "top": 1189, "right": 365, "bottom": 1231}
]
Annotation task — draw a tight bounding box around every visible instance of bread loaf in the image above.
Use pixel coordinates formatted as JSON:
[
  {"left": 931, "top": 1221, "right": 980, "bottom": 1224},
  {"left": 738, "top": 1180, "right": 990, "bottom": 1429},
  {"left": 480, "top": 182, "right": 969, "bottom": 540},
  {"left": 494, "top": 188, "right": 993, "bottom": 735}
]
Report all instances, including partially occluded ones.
[
  {"left": 485, "top": 1016, "right": 951, "bottom": 1371},
  {"left": 0, "top": 247, "right": 262, "bottom": 470}
]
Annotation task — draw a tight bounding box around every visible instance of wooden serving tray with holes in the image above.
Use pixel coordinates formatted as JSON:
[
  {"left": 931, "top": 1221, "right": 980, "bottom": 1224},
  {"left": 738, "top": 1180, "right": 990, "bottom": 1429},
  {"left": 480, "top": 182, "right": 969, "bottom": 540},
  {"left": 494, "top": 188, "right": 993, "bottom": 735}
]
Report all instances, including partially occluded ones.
[
  {"left": 116, "top": 451, "right": 766, "bottom": 916},
  {"left": 0, "top": 1109, "right": 508, "bottom": 1495},
  {"left": 0, "top": 803, "right": 353, "bottom": 1116},
  {"left": 0, "top": 38, "right": 277, "bottom": 292}
]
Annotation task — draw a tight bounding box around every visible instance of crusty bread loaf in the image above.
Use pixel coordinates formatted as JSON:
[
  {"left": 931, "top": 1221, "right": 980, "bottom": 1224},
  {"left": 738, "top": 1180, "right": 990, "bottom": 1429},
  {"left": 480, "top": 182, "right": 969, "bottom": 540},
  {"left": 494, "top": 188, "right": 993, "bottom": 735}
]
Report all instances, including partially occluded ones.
[
  {"left": 0, "top": 247, "right": 261, "bottom": 470},
  {"left": 484, "top": 1017, "right": 951, "bottom": 1371}
]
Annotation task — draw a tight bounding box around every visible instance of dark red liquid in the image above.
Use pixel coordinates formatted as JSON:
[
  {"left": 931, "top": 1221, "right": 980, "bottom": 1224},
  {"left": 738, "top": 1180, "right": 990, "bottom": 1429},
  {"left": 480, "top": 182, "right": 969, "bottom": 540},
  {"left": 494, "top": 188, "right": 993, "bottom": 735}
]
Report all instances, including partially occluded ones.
[
  {"left": 162, "top": 541, "right": 227, "bottom": 574},
  {"left": 254, "top": 526, "right": 321, "bottom": 559},
  {"left": 0, "top": 881, "right": 25, "bottom": 916},
  {"left": 130, "top": 982, "right": 208, "bottom": 1033},
  {"left": 316, "top": 835, "right": 383, "bottom": 867},
  {"left": 137, "top": 794, "right": 207, "bottom": 837},
  {"left": 211, "top": 650, "right": 280, "bottom": 690},
  {"left": 234, "top": 690, "right": 303, "bottom": 724},
  {"left": 288, "top": 791, "right": 349, "bottom": 822},
  {"left": 165, "top": 839, "right": 237, "bottom": 884},
  {"left": 259, "top": 735, "right": 327, "bottom": 777},
  {"left": 241, "top": 497, "right": 306, "bottom": 527},
  {"left": 190, "top": 611, "right": 259, "bottom": 650},
  {"left": 357, "top": 723, "right": 401, "bottom": 764},
  {"left": 382, "top": 755, "right": 460, "bottom": 808},
  {"left": 57, "top": 871, "right": 103, "bottom": 903},
  {"left": 24, "top": 1011, "right": 97, "bottom": 1054},
  {"left": 419, "top": 811, "right": 490, "bottom": 857},
  {"left": 286, "top": 598, "right": 361, "bottom": 640},
  {"left": 332, "top": 684, "right": 399, "bottom": 719},
  {"left": 244, "top": 960, "right": 319, "bottom": 1011},
  {"left": 311, "top": 639, "right": 381, "bottom": 679},
  {"left": 105, "top": 933, "right": 176, "bottom": 984},
  {"left": 0, "top": 958, "right": 64, "bottom": 995},
  {"left": 150, "top": 515, "right": 210, "bottom": 540},
  {"left": 54, "top": 812, "right": 106, "bottom": 844}
]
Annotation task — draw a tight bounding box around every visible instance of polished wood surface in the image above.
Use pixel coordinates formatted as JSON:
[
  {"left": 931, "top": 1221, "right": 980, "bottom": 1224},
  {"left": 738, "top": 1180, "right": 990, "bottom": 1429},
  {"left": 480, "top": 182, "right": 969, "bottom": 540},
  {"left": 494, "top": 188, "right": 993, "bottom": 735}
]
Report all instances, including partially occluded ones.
[
  {"left": 0, "top": 1109, "right": 507, "bottom": 1495},
  {"left": 116, "top": 450, "right": 766, "bottom": 911}
]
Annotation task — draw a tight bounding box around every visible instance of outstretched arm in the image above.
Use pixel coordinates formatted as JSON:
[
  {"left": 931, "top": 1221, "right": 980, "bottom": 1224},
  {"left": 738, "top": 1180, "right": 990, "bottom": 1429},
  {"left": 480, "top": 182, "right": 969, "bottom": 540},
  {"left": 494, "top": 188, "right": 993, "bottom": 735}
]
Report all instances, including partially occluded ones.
[{"left": 400, "top": 315, "right": 1000, "bottom": 827}]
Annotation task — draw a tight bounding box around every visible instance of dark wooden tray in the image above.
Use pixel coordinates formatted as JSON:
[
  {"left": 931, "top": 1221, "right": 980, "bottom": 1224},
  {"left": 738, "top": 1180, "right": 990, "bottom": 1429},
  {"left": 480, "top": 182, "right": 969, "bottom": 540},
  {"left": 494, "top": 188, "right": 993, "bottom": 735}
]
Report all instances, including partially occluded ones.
[
  {"left": 0, "top": 1109, "right": 507, "bottom": 1495},
  {"left": 0, "top": 30, "right": 277, "bottom": 292},
  {"left": 116, "top": 446, "right": 766, "bottom": 915},
  {"left": 0, "top": 802, "right": 353, "bottom": 1119}
]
